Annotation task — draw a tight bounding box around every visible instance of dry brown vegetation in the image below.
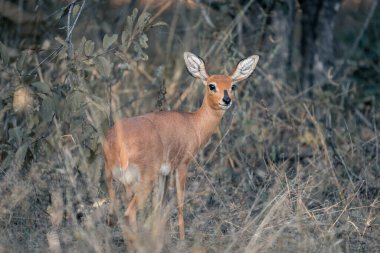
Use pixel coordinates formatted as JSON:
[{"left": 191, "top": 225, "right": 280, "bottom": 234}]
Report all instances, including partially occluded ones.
[{"left": 0, "top": 0, "right": 379, "bottom": 252}]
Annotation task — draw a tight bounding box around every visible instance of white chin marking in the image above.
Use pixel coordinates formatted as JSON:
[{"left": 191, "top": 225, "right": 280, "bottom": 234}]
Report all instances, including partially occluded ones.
[
  {"left": 160, "top": 163, "right": 171, "bottom": 176},
  {"left": 219, "top": 104, "right": 231, "bottom": 110}
]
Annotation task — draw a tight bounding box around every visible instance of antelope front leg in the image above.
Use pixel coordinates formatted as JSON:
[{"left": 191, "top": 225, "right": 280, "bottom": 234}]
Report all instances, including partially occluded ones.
[
  {"left": 175, "top": 166, "right": 188, "bottom": 240},
  {"left": 105, "top": 168, "right": 116, "bottom": 226},
  {"left": 124, "top": 195, "right": 137, "bottom": 228}
]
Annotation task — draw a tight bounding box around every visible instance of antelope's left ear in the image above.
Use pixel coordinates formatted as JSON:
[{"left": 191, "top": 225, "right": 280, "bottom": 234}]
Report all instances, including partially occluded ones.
[{"left": 230, "top": 55, "right": 259, "bottom": 82}]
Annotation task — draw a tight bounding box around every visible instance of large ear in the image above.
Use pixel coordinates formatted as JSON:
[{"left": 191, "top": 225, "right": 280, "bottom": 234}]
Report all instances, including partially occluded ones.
[
  {"left": 230, "top": 55, "right": 259, "bottom": 82},
  {"left": 184, "top": 52, "right": 209, "bottom": 81}
]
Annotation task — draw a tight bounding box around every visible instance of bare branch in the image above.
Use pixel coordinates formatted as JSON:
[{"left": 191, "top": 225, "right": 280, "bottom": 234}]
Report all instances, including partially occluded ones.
[{"left": 333, "top": 0, "right": 379, "bottom": 80}]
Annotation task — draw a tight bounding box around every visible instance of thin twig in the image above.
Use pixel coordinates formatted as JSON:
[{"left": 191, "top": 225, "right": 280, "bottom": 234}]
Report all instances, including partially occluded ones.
[
  {"left": 65, "top": 0, "right": 86, "bottom": 60},
  {"left": 67, "top": 0, "right": 86, "bottom": 39},
  {"left": 26, "top": 46, "right": 63, "bottom": 76},
  {"left": 205, "top": 0, "right": 256, "bottom": 58},
  {"left": 333, "top": 0, "right": 378, "bottom": 80},
  {"left": 66, "top": 3, "right": 74, "bottom": 59}
]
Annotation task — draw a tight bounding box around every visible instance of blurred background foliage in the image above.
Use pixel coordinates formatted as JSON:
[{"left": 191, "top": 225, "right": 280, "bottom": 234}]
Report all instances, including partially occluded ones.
[{"left": 0, "top": 0, "right": 379, "bottom": 252}]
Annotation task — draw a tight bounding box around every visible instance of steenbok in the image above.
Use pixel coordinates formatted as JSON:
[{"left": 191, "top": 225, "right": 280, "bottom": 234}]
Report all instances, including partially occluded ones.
[{"left": 102, "top": 52, "right": 259, "bottom": 240}]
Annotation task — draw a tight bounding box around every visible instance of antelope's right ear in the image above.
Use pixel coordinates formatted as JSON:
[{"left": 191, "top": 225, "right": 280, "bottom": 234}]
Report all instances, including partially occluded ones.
[{"left": 184, "top": 52, "right": 209, "bottom": 81}]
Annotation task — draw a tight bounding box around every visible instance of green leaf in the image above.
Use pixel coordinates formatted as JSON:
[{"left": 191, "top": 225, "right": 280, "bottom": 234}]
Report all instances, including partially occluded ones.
[
  {"left": 103, "top": 34, "right": 118, "bottom": 50},
  {"left": 61, "top": 91, "right": 84, "bottom": 121},
  {"left": 84, "top": 40, "right": 95, "bottom": 56},
  {"left": 77, "top": 36, "right": 87, "bottom": 57},
  {"left": 73, "top": 4, "right": 80, "bottom": 16},
  {"left": 55, "top": 36, "right": 67, "bottom": 47},
  {"left": 40, "top": 96, "right": 55, "bottom": 122},
  {"left": 17, "top": 51, "right": 28, "bottom": 73},
  {"left": 15, "top": 144, "right": 28, "bottom": 164},
  {"left": 57, "top": 50, "right": 68, "bottom": 60},
  {"left": 133, "top": 42, "right": 148, "bottom": 61},
  {"left": 135, "top": 11, "right": 151, "bottom": 33},
  {"left": 95, "top": 56, "right": 112, "bottom": 78},
  {"left": 124, "top": 8, "right": 138, "bottom": 44},
  {"left": 0, "top": 42, "right": 9, "bottom": 66},
  {"left": 8, "top": 127, "right": 24, "bottom": 146},
  {"left": 139, "top": 34, "right": 148, "bottom": 49},
  {"left": 0, "top": 155, "right": 12, "bottom": 171},
  {"left": 121, "top": 30, "right": 128, "bottom": 44},
  {"left": 31, "top": 81, "right": 52, "bottom": 95},
  {"left": 131, "top": 8, "right": 138, "bottom": 20},
  {"left": 68, "top": 91, "right": 85, "bottom": 112},
  {"left": 270, "top": 145, "right": 276, "bottom": 161}
]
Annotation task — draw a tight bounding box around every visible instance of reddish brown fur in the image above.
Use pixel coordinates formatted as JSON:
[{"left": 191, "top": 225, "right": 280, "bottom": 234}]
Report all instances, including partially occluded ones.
[{"left": 102, "top": 52, "right": 259, "bottom": 243}]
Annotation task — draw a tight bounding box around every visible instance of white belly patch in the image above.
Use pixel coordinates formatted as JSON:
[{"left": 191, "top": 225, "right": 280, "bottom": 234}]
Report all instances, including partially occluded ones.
[
  {"left": 112, "top": 165, "right": 140, "bottom": 185},
  {"left": 160, "top": 163, "right": 171, "bottom": 176}
]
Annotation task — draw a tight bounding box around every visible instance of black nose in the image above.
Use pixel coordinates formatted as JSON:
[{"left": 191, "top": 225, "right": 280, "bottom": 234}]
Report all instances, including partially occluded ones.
[{"left": 223, "top": 90, "right": 231, "bottom": 105}]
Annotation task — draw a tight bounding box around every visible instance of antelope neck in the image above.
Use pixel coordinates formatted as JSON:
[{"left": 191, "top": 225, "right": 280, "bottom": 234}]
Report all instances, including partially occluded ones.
[{"left": 188, "top": 95, "right": 225, "bottom": 148}]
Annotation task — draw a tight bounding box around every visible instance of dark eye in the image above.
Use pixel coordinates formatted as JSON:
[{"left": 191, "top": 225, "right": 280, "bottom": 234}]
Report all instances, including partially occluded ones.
[
  {"left": 231, "top": 84, "right": 237, "bottom": 91},
  {"left": 208, "top": 84, "right": 216, "bottom": 91}
]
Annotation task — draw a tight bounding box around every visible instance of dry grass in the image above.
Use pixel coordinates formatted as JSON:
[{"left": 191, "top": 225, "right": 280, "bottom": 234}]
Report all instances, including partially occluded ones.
[{"left": 0, "top": 1, "right": 379, "bottom": 252}]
